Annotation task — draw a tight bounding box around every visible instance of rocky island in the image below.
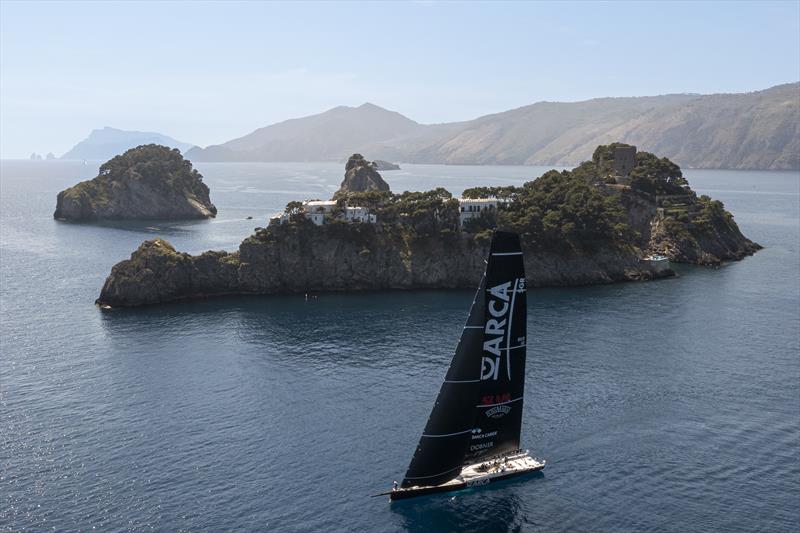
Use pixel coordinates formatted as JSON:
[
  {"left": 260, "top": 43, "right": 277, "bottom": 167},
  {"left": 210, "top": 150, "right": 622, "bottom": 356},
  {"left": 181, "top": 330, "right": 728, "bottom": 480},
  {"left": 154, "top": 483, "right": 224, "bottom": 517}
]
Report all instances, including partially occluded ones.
[
  {"left": 333, "top": 153, "right": 391, "bottom": 198},
  {"left": 96, "top": 145, "right": 759, "bottom": 307},
  {"left": 54, "top": 144, "right": 216, "bottom": 221}
]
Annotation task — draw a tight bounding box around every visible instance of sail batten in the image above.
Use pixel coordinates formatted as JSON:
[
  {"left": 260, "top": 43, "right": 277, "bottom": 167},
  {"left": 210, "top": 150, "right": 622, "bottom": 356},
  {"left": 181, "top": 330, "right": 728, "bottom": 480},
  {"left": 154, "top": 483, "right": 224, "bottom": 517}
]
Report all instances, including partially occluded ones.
[
  {"left": 421, "top": 429, "right": 473, "bottom": 437},
  {"left": 400, "top": 231, "right": 527, "bottom": 488}
]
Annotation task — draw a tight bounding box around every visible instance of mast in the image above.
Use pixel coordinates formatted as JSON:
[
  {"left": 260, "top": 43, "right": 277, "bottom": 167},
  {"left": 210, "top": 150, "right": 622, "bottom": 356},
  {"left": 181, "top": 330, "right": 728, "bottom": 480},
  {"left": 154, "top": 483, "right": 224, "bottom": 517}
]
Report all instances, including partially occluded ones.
[{"left": 400, "top": 231, "right": 526, "bottom": 488}]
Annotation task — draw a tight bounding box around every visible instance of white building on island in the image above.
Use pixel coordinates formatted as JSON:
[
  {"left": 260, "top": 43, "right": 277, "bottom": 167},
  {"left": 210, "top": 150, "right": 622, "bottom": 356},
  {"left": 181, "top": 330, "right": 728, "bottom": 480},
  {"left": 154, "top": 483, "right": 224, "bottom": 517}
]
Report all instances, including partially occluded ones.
[
  {"left": 272, "top": 197, "right": 505, "bottom": 228},
  {"left": 458, "top": 197, "right": 507, "bottom": 226},
  {"left": 273, "top": 200, "right": 376, "bottom": 226}
]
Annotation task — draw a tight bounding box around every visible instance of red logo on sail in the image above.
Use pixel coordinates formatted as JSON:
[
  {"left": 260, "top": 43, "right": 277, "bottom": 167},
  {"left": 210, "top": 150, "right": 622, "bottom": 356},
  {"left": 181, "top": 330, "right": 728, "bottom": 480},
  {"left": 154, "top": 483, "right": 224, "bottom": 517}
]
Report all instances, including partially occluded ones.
[
  {"left": 481, "top": 392, "right": 512, "bottom": 418},
  {"left": 481, "top": 393, "right": 511, "bottom": 405}
]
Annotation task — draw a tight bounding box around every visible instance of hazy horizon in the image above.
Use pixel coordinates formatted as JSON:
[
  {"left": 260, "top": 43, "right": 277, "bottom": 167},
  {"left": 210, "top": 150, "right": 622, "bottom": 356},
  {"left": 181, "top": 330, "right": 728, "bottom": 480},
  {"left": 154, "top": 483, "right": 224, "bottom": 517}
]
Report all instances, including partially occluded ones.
[{"left": 2, "top": 0, "right": 799, "bottom": 158}]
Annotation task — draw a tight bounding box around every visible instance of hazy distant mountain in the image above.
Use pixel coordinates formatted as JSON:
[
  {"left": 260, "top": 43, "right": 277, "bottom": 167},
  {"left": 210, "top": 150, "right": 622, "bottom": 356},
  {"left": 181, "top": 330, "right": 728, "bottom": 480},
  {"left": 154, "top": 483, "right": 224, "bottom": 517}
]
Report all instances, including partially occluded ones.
[
  {"left": 61, "top": 127, "right": 195, "bottom": 161},
  {"left": 187, "top": 83, "right": 799, "bottom": 170},
  {"left": 410, "top": 83, "right": 799, "bottom": 170},
  {"left": 187, "top": 103, "right": 462, "bottom": 163}
]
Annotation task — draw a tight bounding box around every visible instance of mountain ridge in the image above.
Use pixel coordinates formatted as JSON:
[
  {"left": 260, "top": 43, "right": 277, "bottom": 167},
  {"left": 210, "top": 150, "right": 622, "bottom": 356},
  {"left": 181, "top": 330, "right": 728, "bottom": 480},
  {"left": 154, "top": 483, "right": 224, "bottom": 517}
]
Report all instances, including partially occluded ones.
[{"left": 187, "top": 82, "right": 800, "bottom": 170}]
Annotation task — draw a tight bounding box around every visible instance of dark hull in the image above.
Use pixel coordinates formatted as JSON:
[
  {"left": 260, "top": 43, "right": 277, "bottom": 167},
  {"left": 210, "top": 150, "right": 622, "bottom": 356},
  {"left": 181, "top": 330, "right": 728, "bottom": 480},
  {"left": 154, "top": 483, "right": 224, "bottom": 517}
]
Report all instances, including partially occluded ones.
[{"left": 389, "top": 464, "right": 544, "bottom": 501}]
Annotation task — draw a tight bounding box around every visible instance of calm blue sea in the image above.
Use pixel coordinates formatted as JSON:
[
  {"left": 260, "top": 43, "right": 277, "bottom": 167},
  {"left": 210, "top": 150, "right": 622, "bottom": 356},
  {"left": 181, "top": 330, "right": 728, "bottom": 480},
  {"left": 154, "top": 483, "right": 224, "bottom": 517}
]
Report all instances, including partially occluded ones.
[{"left": 1, "top": 161, "right": 798, "bottom": 532}]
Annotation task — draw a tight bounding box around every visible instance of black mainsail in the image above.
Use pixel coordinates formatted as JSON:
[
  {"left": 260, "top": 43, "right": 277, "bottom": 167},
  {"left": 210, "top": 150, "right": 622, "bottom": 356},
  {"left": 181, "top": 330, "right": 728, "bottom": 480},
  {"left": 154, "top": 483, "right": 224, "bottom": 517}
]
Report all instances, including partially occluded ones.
[{"left": 401, "top": 231, "right": 527, "bottom": 488}]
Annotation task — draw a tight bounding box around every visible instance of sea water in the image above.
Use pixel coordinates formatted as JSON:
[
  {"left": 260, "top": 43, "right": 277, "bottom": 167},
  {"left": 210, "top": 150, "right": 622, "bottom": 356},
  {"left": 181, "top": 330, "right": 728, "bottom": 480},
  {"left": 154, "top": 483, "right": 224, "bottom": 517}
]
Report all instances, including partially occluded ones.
[{"left": 1, "top": 161, "right": 798, "bottom": 532}]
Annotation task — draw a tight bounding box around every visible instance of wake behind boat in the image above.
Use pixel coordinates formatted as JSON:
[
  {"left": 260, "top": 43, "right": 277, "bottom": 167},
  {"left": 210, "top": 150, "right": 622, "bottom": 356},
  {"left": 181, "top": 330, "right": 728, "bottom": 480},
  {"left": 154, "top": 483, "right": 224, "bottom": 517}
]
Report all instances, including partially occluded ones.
[{"left": 382, "top": 230, "right": 545, "bottom": 501}]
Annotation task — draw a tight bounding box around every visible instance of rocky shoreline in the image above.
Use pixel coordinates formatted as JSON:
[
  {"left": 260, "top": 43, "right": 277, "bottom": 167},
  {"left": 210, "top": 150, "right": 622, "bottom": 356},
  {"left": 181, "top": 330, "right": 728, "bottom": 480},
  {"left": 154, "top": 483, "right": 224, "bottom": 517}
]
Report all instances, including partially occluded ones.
[{"left": 96, "top": 226, "right": 672, "bottom": 308}]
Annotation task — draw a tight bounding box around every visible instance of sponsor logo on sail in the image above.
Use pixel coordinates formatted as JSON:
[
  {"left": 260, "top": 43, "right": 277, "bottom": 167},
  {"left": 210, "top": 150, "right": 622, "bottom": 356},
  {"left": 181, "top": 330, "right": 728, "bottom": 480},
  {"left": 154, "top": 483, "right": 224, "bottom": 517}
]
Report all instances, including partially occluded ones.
[
  {"left": 470, "top": 441, "right": 494, "bottom": 452},
  {"left": 471, "top": 428, "right": 497, "bottom": 440},
  {"left": 481, "top": 393, "right": 512, "bottom": 418},
  {"left": 485, "top": 405, "right": 511, "bottom": 418},
  {"left": 481, "top": 278, "right": 524, "bottom": 381},
  {"left": 482, "top": 393, "right": 511, "bottom": 405}
]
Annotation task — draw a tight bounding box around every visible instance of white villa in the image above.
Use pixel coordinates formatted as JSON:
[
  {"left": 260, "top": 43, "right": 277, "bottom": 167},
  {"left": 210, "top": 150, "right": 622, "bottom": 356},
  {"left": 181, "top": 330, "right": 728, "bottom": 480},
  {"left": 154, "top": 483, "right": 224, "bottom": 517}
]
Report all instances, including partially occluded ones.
[
  {"left": 272, "top": 196, "right": 505, "bottom": 228},
  {"left": 458, "top": 198, "right": 506, "bottom": 225},
  {"left": 274, "top": 200, "right": 376, "bottom": 226}
]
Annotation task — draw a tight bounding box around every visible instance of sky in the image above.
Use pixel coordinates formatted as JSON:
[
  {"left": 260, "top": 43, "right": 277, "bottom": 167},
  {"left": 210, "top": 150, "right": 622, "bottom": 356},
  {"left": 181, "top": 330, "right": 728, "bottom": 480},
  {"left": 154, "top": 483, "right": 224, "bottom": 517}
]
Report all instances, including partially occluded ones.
[{"left": 1, "top": 0, "right": 798, "bottom": 158}]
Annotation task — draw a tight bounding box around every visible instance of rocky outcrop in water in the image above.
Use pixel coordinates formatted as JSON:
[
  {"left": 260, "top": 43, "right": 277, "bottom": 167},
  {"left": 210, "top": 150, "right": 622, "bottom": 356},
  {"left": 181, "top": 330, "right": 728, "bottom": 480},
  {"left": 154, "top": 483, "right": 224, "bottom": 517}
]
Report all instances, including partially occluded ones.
[
  {"left": 54, "top": 144, "right": 216, "bottom": 221},
  {"left": 334, "top": 154, "right": 391, "bottom": 198},
  {"left": 373, "top": 159, "right": 401, "bottom": 171}
]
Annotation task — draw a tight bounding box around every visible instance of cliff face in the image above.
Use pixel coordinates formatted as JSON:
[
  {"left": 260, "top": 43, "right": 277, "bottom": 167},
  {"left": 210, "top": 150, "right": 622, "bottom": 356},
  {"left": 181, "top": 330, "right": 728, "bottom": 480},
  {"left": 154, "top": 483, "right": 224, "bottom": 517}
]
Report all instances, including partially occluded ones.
[
  {"left": 647, "top": 209, "right": 761, "bottom": 264},
  {"left": 617, "top": 187, "right": 761, "bottom": 265},
  {"left": 97, "top": 239, "right": 240, "bottom": 306},
  {"left": 97, "top": 224, "right": 668, "bottom": 307},
  {"left": 54, "top": 144, "right": 216, "bottom": 221}
]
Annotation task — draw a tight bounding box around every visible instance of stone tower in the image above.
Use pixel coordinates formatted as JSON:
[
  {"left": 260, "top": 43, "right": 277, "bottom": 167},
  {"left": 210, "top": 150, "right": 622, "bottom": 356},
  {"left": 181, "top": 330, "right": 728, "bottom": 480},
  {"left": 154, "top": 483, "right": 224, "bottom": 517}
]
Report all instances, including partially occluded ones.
[{"left": 612, "top": 145, "right": 637, "bottom": 178}]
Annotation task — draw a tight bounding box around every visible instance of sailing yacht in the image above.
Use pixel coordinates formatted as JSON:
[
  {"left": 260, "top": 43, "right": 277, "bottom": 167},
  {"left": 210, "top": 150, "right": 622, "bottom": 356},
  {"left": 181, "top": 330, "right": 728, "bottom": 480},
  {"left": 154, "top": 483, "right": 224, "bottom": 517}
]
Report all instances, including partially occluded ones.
[{"left": 385, "top": 230, "right": 545, "bottom": 501}]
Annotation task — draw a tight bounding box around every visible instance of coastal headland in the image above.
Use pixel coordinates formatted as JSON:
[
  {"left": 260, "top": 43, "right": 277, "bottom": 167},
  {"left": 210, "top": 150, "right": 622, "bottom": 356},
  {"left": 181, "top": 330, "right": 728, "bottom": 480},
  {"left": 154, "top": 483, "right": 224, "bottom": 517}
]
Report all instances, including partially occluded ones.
[{"left": 96, "top": 145, "right": 760, "bottom": 307}]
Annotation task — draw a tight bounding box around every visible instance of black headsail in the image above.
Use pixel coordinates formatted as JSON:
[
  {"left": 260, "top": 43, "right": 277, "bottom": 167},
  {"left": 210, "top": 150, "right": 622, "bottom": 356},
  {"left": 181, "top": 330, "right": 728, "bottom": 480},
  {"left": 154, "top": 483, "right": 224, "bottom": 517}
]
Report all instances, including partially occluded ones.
[{"left": 400, "top": 231, "right": 526, "bottom": 488}]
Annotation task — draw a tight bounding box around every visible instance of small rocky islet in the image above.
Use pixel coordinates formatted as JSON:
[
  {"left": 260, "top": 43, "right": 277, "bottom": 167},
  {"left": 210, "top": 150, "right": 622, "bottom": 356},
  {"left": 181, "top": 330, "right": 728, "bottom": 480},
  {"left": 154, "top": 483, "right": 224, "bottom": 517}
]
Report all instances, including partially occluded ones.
[
  {"left": 95, "top": 145, "right": 760, "bottom": 308},
  {"left": 54, "top": 144, "right": 216, "bottom": 221},
  {"left": 372, "top": 159, "right": 401, "bottom": 171}
]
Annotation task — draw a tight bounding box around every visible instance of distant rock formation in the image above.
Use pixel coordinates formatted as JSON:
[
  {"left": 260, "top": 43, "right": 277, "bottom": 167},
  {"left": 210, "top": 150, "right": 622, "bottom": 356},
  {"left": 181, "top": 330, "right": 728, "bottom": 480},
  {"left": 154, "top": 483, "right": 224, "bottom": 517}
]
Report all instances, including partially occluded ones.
[
  {"left": 334, "top": 154, "right": 391, "bottom": 197},
  {"left": 45, "top": 152, "right": 56, "bottom": 160},
  {"left": 54, "top": 144, "right": 216, "bottom": 221},
  {"left": 61, "top": 127, "right": 195, "bottom": 161},
  {"left": 30, "top": 153, "right": 42, "bottom": 161},
  {"left": 373, "top": 159, "right": 401, "bottom": 170}
]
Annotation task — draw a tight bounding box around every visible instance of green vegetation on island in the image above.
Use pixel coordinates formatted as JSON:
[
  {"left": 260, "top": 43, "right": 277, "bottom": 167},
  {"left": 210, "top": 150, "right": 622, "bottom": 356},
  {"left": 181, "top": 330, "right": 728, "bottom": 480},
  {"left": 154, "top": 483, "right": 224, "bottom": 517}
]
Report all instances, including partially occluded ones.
[
  {"left": 97, "top": 144, "right": 760, "bottom": 307},
  {"left": 54, "top": 144, "right": 216, "bottom": 221},
  {"left": 298, "top": 144, "right": 757, "bottom": 263}
]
